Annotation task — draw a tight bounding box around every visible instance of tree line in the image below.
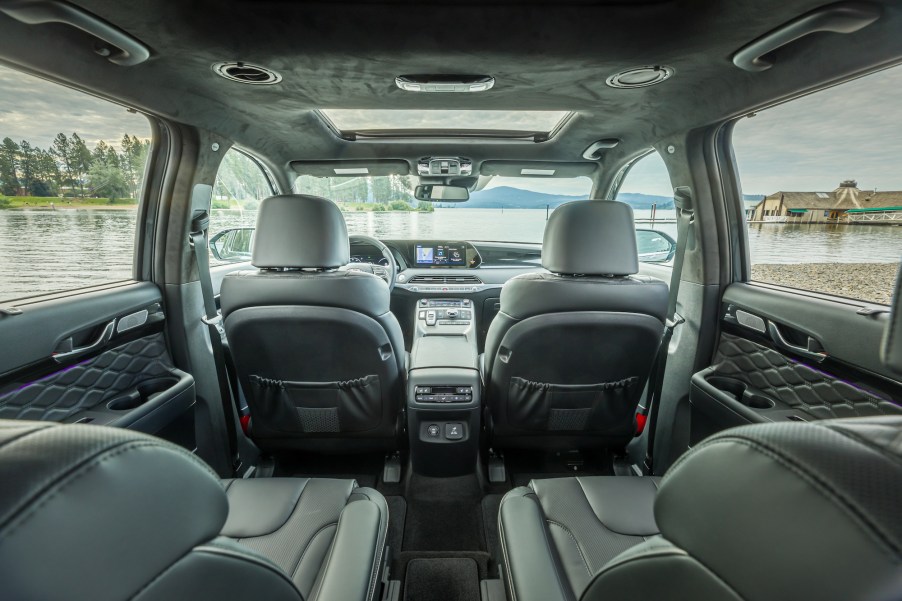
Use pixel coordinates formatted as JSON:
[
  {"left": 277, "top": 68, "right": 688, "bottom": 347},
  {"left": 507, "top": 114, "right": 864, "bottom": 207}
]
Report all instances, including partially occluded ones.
[{"left": 0, "top": 133, "right": 149, "bottom": 200}]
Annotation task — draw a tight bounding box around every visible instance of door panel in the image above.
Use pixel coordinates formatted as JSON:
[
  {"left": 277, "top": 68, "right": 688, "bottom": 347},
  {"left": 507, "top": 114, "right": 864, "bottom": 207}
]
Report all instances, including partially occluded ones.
[
  {"left": 689, "top": 282, "right": 901, "bottom": 444},
  {"left": 0, "top": 282, "right": 195, "bottom": 447}
]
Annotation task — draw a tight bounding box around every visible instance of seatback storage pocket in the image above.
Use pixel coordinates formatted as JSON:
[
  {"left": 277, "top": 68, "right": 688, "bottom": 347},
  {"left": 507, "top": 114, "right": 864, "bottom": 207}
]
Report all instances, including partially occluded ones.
[{"left": 249, "top": 375, "right": 382, "bottom": 434}]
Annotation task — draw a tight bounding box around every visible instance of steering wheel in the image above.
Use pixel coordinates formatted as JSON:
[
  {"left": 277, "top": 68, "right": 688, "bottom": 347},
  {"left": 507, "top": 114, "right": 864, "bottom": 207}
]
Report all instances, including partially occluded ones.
[{"left": 342, "top": 235, "right": 398, "bottom": 291}]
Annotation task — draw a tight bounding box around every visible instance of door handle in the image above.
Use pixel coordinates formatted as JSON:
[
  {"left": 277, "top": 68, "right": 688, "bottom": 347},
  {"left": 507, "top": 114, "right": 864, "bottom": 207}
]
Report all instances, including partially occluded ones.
[
  {"left": 767, "top": 322, "right": 827, "bottom": 363},
  {"left": 52, "top": 320, "right": 116, "bottom": 363}
]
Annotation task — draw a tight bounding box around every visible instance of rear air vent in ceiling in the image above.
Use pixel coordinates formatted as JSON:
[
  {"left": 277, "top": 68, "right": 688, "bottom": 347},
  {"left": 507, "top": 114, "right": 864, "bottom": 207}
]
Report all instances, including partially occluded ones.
[
  {"left": 408, "top": 275, "right": 482, "bottom": 285},
  {"left": 212, "top": 62, "right": 282, "bottom": 85},
  {"left": 606, "top": 65, "right": 673, "bottom": 89}
]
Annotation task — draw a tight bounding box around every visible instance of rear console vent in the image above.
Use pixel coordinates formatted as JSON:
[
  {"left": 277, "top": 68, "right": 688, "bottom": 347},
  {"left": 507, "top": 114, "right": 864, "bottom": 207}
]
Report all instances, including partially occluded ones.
[
  {"left": 212, "top": 62, "right": 282, "bottom": 85},
  {"left": 408, "top": 275, "right": 482, "bottom": 285}
]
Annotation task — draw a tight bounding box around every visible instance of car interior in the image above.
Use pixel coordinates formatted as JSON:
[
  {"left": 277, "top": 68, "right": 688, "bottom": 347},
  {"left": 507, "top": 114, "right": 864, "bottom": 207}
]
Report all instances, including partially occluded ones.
[{"left": 1, "top": 1, "right": 902, "bottom": 600}]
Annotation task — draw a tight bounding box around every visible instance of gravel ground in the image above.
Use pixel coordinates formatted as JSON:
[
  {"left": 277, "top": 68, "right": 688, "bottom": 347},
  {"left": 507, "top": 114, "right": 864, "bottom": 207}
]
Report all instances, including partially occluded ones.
[{"left": 751, "top": 263, "right": 899, "bottom": 305}]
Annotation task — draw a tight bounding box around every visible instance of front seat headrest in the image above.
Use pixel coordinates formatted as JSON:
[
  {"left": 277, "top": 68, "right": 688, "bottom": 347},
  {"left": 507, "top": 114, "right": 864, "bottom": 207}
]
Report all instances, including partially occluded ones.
[
  {"left": 542, "top": 200, "right": 638, "bottom": 276},
  {"left": 653, "top": 417, "right": 902, "bottom": 601},
  {"left": 0, "top": 420, "right": 229, "bottom": 601},
  {"left": 252, "top": 194, "right": 350, "bottom": 269}
]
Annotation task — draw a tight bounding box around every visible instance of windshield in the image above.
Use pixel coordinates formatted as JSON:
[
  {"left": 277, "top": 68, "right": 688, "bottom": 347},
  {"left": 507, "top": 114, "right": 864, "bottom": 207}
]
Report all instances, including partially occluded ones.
[{"left": 294, "top": 174, "right": 592, "bottom": 243}]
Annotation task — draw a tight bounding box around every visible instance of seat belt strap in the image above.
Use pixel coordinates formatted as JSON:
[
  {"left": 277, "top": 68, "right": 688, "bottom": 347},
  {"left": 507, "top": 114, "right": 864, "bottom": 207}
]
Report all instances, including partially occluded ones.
[
  {"left": 189, "top": 211, "right": 241, "bottom": 473},
  {"left": 641, "top": 187, "right": 693, "bottom": 473}
]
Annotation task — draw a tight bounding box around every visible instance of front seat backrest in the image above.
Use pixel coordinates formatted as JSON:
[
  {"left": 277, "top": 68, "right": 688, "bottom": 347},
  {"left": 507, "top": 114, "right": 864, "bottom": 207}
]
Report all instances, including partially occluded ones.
[
  {"left": 220, "top": 195, "right": 405, "bottom": 452},
  {"left": 483, "top": 200, "right": 668, "bottom": 448},
  {"left": 0, "top": 420, "right": 302, "bottom": 601},
  {"left": 582, "top": 417, "right": 902, "bottom": 601}
]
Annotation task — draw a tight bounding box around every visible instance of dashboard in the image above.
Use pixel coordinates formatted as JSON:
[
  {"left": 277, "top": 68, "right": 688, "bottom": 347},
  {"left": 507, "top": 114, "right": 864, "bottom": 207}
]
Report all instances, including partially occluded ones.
[{"left": 351, "top": 240, "right": 489, "bottom": 269}]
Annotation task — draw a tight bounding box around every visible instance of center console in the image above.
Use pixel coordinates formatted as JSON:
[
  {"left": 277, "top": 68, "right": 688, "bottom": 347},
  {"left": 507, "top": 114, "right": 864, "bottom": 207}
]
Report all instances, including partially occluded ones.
[{"left": 406, "top": 299, "right": 481, "bottom": 477}]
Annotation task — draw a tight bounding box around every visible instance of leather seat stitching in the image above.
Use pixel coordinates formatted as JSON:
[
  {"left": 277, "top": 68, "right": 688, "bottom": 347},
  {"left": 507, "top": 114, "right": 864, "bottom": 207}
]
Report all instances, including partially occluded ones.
[
  {"left": 499, "top": 490, "right": 574, "bottom": 601},
  {"left": 289, "top": 522, "right": 338, "bottom": 580},
  {"left": 574, "top": 477, "right": 652, "bottom": 537},
  {"left": 546, "top": 519, "right": 593, "bottom": 575}
]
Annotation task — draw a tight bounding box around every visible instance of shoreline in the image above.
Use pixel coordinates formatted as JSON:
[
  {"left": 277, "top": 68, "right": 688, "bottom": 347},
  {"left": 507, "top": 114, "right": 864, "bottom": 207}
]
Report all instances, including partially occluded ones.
[
  {"left": 7, "top": 204, "right": 139, "bottom": 211},
  {"left": 752, "top": 263, "right": 896, "bottom": 305}
]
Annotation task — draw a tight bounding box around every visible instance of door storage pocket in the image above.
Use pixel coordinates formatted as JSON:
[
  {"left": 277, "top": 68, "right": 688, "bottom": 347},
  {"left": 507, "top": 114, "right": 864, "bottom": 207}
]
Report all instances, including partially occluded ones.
[
  {"left": 248, "top": 375, "right": 381, "bottom": 434},
  {"left": 507, "top": 376, "right": 638, "bottom": 432}
]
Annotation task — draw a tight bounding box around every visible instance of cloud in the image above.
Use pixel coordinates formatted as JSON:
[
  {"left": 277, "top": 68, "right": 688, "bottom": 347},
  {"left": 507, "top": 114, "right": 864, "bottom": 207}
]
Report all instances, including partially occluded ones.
[
  {"left": 0, "top": 65, "right": 150, "bottom": 151},
  {"left": 732, "top": 66, "right": 902, "bottom": 194}
]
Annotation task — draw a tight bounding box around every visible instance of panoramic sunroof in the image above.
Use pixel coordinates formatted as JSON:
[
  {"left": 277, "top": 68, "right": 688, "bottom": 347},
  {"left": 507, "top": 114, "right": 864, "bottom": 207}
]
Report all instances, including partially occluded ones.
[{"left": 318, "top": 109, "right": 573, "bottom": 141}]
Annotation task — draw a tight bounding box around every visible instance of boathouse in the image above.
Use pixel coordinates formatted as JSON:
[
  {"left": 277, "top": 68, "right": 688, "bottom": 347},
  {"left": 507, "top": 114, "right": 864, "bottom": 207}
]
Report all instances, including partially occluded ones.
[{"left": 750, "top": 180, "right": 902, "bottom": 224}]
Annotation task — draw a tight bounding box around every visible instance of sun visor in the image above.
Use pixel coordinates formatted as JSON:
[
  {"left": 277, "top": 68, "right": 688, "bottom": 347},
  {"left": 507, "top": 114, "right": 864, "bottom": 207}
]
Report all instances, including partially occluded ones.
[
  {"left": 290, "top": 160, "right": 410, "bottom": 177},
  {"left": 480, "top": 161, "right": 598, "bottom": 178}
]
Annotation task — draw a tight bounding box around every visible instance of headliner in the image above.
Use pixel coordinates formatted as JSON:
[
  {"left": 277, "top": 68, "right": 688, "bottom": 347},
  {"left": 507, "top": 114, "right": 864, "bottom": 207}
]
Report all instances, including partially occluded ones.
[{"left": 1, "top": 0, "right": 900, "bottom": 177}]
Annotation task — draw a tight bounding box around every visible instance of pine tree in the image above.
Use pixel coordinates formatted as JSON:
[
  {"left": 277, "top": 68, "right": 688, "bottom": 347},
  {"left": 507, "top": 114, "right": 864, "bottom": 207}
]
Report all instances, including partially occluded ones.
[{"left": 0, "top": 137, "right": 19, "bottom": 196}]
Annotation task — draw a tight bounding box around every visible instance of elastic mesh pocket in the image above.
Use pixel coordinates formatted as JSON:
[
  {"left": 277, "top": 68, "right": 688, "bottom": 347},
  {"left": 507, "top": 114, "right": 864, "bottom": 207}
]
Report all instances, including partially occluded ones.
[
  {"left": 549, "top": 408, "right": 591, "bottom": 431},
  {"left": 297, "top": 407, "right": 340, "bottom": 433}
]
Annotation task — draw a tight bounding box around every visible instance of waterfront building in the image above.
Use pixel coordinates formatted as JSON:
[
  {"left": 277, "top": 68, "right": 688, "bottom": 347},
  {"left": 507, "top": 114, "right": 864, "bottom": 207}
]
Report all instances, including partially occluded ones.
[{"left": 750, "top": 180, "right": 902, "bottom": 224}]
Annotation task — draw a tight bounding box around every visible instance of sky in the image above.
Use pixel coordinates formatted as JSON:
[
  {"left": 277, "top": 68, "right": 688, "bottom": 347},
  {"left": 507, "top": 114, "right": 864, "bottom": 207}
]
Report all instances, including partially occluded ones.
[
  {"left": 0, "top": 66, "right": 150, "bottom": 150},
  {"left": 3, "top": 62, "right": 902, "bottom": 197}
]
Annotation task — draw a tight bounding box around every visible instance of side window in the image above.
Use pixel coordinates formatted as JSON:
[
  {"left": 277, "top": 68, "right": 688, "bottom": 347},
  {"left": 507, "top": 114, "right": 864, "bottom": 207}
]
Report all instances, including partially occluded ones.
[
  {"left": 615, "top": 151, "right": 677, "bottom": 263},
  {"left": 210, "top": 149, "right": 273, "bottom": 264},
  {"left": 733, "top": 65, "right": 902, "bottom": 305},
  {"left": 0, "top": 66, "right": 151, "bottom": 302}
]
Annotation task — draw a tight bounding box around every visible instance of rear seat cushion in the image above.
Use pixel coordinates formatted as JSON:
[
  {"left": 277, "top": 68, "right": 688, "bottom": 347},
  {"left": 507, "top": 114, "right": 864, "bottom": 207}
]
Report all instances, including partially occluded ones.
[
  {"left": 222, "top": 478, "right": 388, "bottom": 601},
  {"left": 499, "top": 476, "right": 660, "bottom": 601}
]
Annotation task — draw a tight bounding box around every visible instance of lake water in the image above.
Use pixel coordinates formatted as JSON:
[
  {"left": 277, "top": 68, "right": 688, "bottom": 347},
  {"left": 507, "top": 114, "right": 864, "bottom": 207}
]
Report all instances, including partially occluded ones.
[{"left": 2, "top": 207, "right": 902, "bottom": 299}]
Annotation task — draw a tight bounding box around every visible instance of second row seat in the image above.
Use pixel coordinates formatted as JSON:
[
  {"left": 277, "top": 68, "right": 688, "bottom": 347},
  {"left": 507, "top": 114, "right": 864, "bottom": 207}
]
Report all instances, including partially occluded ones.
[
  {"left": 499, "top": 416, "right": 902, "bottom": 601},
  {"left": 0, "top": 420, "right": 388, "bottom": 601}
]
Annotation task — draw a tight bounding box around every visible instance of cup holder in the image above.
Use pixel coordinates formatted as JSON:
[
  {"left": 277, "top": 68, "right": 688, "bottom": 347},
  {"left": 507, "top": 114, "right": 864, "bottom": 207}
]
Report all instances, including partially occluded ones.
[
  {"left": 743, "top": 393, "right": 775, "bottom": 409},
  {"left": 706, "top": 376, "right": 775, "bottom": 410},
  {"left": 107, "top": 377, "right": 178, "bottom": 411},
  {"left": 706, "top": 376, "right": 747, "bottom": 401}
]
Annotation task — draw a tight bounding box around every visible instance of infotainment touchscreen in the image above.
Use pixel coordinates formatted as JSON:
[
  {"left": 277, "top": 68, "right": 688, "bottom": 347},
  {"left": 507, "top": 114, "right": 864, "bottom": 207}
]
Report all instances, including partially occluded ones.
[{"left": 415, "top": 243, "right": 467, "bottom": 266}]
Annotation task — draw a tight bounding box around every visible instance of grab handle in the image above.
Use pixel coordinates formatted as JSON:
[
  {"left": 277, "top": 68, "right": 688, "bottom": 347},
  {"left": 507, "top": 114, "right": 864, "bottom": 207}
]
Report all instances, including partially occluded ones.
[
  {"left": 0, "top": 0, "right": 150, "bottom": 66},
  {"left": 733, "top": 1, "right": 881, "bottom": 72}
]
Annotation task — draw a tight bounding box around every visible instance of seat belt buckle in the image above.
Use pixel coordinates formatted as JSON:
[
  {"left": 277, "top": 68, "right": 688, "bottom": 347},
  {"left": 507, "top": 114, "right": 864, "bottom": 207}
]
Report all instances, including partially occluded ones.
[
  {"left": 634, "top": 403, "right": 649, "bottom": 436},
  {"left": 201, "top": 313, "right": 222, "bottom": 327},
  {"left": 665, "top": 314, "right": 686, "bottom": 331}
]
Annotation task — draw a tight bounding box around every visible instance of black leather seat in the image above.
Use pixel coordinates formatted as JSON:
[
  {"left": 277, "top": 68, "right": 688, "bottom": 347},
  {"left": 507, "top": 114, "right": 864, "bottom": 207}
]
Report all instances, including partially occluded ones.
[
  {"left": 499, "top": 416, "right": 902, "bottom": 601},
  {"left": 0, "top": 420, "right": 388, "bottom": 601},
  {"left": 482, "top": 200, "right": 668, "bottom": 448},
  {"left": 221, "top": 194, "right": 405, "bottom": 452}
]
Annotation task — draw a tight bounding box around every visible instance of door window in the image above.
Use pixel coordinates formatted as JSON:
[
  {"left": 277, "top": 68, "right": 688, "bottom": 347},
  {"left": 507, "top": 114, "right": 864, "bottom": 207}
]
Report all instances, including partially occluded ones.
[
  {"left": 733, "top": 65, "right": 902, "bottom": 305},
  {"left": 0, "top": 66, "right": 151, "bottom": 302}
]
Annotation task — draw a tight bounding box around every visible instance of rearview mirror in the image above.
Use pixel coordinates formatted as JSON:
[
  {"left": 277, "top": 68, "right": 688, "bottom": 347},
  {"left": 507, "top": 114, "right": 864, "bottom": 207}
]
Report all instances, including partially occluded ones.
[
  {"left": 414, "top": 184, "right": 470, "bottom": 202},
  {"left": 635, "top": 228, "right": 676, "bottom": 263},
  {"left": 210, "top": 227, "right": 255, "bottom": 262}
]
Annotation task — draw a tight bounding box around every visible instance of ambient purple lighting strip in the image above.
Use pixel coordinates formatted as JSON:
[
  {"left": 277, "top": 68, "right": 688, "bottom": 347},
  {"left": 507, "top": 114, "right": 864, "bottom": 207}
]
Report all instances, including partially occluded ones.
[{"left": 0, "top": 358, "right": 92, "bottom": 400}]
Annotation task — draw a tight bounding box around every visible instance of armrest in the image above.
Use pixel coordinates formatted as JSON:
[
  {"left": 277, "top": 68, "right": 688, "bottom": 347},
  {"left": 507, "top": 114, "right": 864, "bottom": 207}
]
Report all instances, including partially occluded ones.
[
  {"left": 312, "top": 488, "right": 388, "bottom": 601},
  {"left": 499, "top": 488, "right": 572, "bottom": 601}
]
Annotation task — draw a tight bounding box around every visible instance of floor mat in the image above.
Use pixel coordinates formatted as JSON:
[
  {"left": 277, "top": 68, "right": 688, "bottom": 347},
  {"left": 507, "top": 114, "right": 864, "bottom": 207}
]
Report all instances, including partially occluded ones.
[
  {"left": 403, "top": 558, "right": 479, "bottom": 601},
  {"left": 403, "top": 474, "right": 484, "bottom": 552}
]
